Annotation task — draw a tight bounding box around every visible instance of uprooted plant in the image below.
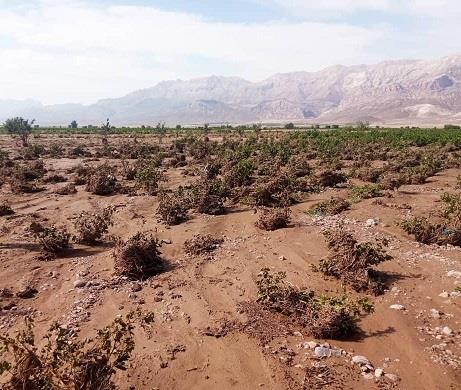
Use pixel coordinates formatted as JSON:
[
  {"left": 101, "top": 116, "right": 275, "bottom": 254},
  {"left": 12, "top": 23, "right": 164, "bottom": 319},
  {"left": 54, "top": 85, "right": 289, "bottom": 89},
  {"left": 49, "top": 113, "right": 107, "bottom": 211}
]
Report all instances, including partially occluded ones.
[
  {"left": 256, "top": 269, "right": 373, "bottom": 339},
  {"left": 0, "top": 310, "right": 154, "bottom": 390},
  {"left": 399, "top": 192, "right": 461, "bottom": 246},
  {"left": 255, "top": 207, "right": 291, "bottom": 231},
  {"left": 308, "top": 197, "right": 350, "bottom": 216},
  {"left": 157, "top": 189, "right": 189, "bottom": 225},
  {"left": 183, "top": 234, "right": 223, "bottom": 256},
  {"left": 73, "top": 206, "right": 115, "bottom": 245},
  {"left": 113, "top": 232, "right": 164, "bottom": 280},
  {"left": 318, "top": 229, "right": 391, "bottom": 295}
]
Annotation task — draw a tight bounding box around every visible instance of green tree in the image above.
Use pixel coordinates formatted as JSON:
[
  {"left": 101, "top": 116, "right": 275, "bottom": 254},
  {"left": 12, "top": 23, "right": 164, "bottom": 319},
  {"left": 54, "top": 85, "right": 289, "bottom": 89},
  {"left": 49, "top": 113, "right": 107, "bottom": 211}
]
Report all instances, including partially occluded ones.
[
  {"left": 69, "top": 120, "right": 78, "bottom": 129},
  {"left": 284, "top": 122, "right": 295, "bottom": 129},
  {"left": 4, "top": 117, "right": 34, "bottom": 146}
]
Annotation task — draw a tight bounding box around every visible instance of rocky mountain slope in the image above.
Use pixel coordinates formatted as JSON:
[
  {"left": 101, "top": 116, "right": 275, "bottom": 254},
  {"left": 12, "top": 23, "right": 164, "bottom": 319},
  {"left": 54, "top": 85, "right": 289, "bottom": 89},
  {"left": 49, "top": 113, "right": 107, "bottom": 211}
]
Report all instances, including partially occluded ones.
[{"left": 3, "top": 55, "right": 461, "bottom": 126}]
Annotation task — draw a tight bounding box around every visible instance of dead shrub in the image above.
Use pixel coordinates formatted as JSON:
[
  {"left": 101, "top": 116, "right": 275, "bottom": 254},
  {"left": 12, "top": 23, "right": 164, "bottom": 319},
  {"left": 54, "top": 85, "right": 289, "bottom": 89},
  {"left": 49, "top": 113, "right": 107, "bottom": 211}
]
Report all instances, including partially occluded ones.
[
  {"left": 86, "top": 164, "right": 118, "bottom": 195},
  {"left": 255, "top": 207, "right": 291, "bottom": 231},
  {"left": 314, "top": 169, "right": 347, "bottom": 188},
  {"left": 43, "top": 174, "right": 67, "bottom": 184},
  {"left": 113, "top": 232, "right": 164, "bottom": 280},
  {"left": 73, "top": 206, "right": 115, "bottom": 245},
  {"left": 319, "top": 229, "right": 391, "bottom": 295},
  {"left": 256, "top": 269, "right": 373, "bottom": 339},
  {"left": 183, "top": 234, "right": 223, "bottom": 255},
  {"left": 55, "top": 183, "right": 77, "bottom": 195},
  {"left": 308, "top": 197, "right": 350, "bottom": 216},
  {"left": 157, "top": 190, "right": 189, "bottom": 225},
  {"left": 190, "top": 179, "right": 228, "bottom": 215},
  {"left": 0, "top": 313, "right": 143, "bottom": 390},
  {"left": 400, "top": 216, "right": 461, "bottom": 246},
  {"left": 29, "top": 222, "right": 71, "bottom": 257},
  {"left": 0, "top": 202, "right": 14, "bottom": 217}
]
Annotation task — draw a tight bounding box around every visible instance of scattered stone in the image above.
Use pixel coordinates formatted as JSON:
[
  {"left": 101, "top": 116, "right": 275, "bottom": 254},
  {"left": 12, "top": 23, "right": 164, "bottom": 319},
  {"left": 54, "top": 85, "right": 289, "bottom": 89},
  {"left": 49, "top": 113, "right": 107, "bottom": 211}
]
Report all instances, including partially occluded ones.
[
  {"left": 374, "top": 368, "right": 384, "bottom": 378},
  {"left": 430, "top": 309, "right": 441, "bottom": 319},
  {"left": 352, "top": 355, "right": 371, "bottom": 366},
  {"left": 441, "top": 326, "right": 453, "bottom": 336},
  {"left": 303, "top": 341, "right": 318, "bottom": 349},
  {"left": 389, "top": 304, "right": 405, "bottom": 310},
  {"left": 16, "top": 287, "right": 38, "bottom": 299},
  {"left": 439, "top": 291, "right": 450, "bottom": 298},
  {"left": 314, "top": 346, "right": 331, "bottom": 358},
  {"left": 73, "top": 280, "right": 86, "bottom": 288},
  {"left": 366, "top": 218, "right": 377, "bottom": 227},
  {"left": 279, "top": 255, "right": 286, "bottom": 261},
  {"left": 384, "top": 373, "right": 400, "bottom": 382},
  {"left": 447, "top": 270, "right": 461, "bottom": 279}
]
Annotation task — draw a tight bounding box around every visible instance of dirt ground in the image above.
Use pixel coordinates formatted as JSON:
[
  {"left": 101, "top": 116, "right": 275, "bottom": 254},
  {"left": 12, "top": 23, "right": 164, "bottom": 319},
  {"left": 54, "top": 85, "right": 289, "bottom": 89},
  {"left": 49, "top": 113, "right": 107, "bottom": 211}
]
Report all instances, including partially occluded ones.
[{"left": 0, "top": 133, "right": 460, "bottom": 390}]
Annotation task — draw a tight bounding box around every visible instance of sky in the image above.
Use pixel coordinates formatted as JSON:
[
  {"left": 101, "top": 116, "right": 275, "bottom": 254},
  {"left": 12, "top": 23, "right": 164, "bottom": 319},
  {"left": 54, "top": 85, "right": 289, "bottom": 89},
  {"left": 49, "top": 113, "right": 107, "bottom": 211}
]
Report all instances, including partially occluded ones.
[{"left": 0, "top": 0, "right": 460, "bottom": 105}]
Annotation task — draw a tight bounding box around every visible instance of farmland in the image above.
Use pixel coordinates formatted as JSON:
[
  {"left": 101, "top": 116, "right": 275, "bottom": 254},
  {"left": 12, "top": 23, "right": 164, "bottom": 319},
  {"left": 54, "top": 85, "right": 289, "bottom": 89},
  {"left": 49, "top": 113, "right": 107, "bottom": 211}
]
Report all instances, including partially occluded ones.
[{"left": 0, "top": 126, "right": 461, "bottom": 389}]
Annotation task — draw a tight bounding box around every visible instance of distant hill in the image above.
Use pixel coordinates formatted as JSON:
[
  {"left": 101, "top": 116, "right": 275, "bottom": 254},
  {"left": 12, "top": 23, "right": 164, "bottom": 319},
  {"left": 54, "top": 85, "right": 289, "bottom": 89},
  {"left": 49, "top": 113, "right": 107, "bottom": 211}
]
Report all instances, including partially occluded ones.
[{"left": 2, "top": 55, "right": 461, "bottom": 126}]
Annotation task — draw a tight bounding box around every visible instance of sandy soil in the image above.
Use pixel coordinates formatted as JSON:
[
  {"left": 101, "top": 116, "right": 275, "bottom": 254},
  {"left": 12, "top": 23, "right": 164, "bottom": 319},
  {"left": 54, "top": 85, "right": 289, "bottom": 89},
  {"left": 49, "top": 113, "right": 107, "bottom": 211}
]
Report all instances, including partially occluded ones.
[{"left": 0, "top": 134, "right": 460, "bottom": 390}]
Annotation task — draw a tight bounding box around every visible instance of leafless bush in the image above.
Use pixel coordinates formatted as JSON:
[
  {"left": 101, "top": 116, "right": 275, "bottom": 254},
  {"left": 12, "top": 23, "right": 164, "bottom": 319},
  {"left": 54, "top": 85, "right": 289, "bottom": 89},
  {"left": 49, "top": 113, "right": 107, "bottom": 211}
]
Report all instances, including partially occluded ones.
[
  {"left": 157, "top": 190, "right": 189, "bottom": 225},
  {"left": 86, "top": 164, "right": 118, "bottom": 195},
  {"left": 29, "top": 222, "right": 71, "bottom": 257},
  {"left": 113, "top": 232, "right": 164, "bottom": 280},
  {"left": 183, "top": 234, "right": 223, "bottom": 255},
  {"left": 255, "top": 207, "right": 291, "bottom": 231},
  {"left": 73, "top": 206, "right": 115, "bottom": 245},
  {"left": 319, "top": 229, "right": 391, "bottom": 294}
]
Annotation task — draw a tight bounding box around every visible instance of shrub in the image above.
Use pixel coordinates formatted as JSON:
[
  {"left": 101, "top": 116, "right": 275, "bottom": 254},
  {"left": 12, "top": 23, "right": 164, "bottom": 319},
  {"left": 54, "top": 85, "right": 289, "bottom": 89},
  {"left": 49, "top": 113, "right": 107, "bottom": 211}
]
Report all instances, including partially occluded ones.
[
  {"left": 29, "top": 222, "right": 71, "bottom": 256},
  {"left": 0, "top": 313, "right": 141, "bottom": 390},
  {"left": 190, "top": 179, "right": 228, "bottom": 215},
  {"left": 157, "top": 190, "right": 189, "bottom": 225},
  {"left": 55, "top": 183, "right": 77, "bottom": 195},
  {"left": 183, "top": 234, "right": 223, "bottom": 255},
  {"left": 0, "top": 202, "right": 14, "bottom": 217},
  {"left": 350, "top": 184, "right": 382, "bottom": 202},
  {"left": 223, "top": 159, "right": 254, "bottom": 187},
  {"left": 43, "top": 174, "right": 67, "bottom": 184},
  {"left": 319, "top": 229, "right": 391, "bottom": 294},
  {"left": 86, "top": 164, "right": 118, "bottom": 195},
  {"left": 400, "top": 216, "right": 461, "bottom": 246},
  {"left": 4, "top": 117, "right": 34, "bottom": 147},
  {"left": 314, "top": 169, "right": 347, "bottom": 188},
  {"left": 255, "top": 207, "right": 291, "bottom": 231},
  {"left": 256, "top": 269, "right": 373, "bottom": 339},
  {"left": 73, "top": 206, "right": 115, "bottom": 245},
  {"left": 308, "top": 197, "right": 350, "bottom": 216},
  {"left": 135, "top": 161, "right": 165, "bottom": 195},
  {"left": 48, "top": 143, "right": 64, "bottom": 158},
  {"left": 113, "top": 232, "right": 164, "bottom": 280}
]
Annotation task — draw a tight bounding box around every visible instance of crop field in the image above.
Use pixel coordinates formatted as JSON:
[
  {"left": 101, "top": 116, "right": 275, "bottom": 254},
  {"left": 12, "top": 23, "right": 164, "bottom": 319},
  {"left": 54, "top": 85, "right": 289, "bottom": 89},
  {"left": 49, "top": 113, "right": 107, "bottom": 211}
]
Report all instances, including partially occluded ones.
[{"left": 0, "top": 127, "right": 461, "bottom": 389}]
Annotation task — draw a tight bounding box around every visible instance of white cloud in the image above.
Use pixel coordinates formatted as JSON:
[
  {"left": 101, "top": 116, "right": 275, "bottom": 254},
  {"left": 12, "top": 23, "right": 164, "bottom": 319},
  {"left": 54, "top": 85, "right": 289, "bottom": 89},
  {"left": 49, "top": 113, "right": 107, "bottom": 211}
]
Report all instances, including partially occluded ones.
[
  {"left": 0, "top": 0, "right": 384, "bottom": 104},
  {"left": 0, "top": 0, "right": 458, "bottom": 104}
]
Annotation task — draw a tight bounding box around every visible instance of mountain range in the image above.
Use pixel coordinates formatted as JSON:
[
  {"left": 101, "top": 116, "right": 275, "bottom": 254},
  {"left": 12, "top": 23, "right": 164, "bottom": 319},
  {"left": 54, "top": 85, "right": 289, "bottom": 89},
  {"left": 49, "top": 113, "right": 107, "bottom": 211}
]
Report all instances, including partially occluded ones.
[{"left": 3, "top": 54, "right": 461, "bottom": 126}]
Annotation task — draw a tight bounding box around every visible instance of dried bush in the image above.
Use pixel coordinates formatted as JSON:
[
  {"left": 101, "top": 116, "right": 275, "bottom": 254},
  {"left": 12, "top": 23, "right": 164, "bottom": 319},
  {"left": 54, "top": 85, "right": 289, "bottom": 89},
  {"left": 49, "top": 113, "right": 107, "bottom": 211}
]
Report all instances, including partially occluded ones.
[
  {"left": 113, "top": 232, "right": 164, "bottom": 280},
  {"left": 86, "top": 164, "right": 118, "bottom": 195},
  {"left": 223, "top": 158, "right": 254, "bottom": 187},
  {"left": 73, "top": 206, "right": 115, "bottom": 245},
  {"left": 248, "top": 174, "right": 298, "bottom": 207},
  {"left": 0, "top": 313, "right": 143, "bottom": 390},
  {"left": 256, "top": 269, "right": 373, "bottom": 339},
  {"left": 0, "top": 202, "right": 14, "bottom": 217},
  {"left": 314, "top": 169, "right": 347, "bottom": 188},
  {"left": 400, "top": 216, "right": 461, "bottom": 246},
  {"left": 183, "top": 234, "right": 223, "bottom": 255},
  {"left": 43, "top": 174, "right": 67, "bottom": 184},
  {"left": 255, "top": 207, "right": 291, "bottom": 231},
  {"left": 29, "top": 222, "right": 71, "bottom": 256},
  {"left": 308, "top": 197, "right": 350, "bottom": 216},
  {"left": 319, "top": 229, "right": 391, "bottom": 294},
  {"left": 157, "top": 190, "right": 189, "bottom": 225},
  {"left": 55, "top": 183, "right": 77, "bottom": 195}
]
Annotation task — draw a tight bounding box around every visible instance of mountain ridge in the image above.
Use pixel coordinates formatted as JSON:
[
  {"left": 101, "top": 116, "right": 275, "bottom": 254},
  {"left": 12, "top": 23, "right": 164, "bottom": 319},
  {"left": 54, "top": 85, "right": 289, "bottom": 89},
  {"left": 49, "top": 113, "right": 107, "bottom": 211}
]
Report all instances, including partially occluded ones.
[{"left": 3, "top": 54, "right": 461, "bottom": 126}]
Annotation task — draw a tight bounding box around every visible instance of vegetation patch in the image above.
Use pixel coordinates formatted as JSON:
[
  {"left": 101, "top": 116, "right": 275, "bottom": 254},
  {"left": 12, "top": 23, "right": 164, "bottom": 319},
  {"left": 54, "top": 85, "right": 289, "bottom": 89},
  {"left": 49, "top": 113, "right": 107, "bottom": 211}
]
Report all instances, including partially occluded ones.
[
  {"left": 255, "top": 207, "right": 291, "bottom": 231},
  {"left": 183, "top": 234, "right": 223, "bottom": 256},
  {"left": 308, "top": 197, "right": 350, "bottom": 216},
  {"left": 318, "top": 229, "right": 391, "bottom": 295},
  {"left": 256, "top": 269, "right": 373, "bottom": 339},
  {"left": 73, "top": 206, "right": 115, "bottom": 245}
]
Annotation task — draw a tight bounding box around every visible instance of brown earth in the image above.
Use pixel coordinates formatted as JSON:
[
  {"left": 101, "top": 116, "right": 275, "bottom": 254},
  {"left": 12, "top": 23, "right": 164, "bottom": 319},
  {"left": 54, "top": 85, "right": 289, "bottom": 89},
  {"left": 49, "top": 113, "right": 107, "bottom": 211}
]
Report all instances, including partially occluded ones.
[{"left": 0, "top": 134, "right": 460, "bottom": 390}]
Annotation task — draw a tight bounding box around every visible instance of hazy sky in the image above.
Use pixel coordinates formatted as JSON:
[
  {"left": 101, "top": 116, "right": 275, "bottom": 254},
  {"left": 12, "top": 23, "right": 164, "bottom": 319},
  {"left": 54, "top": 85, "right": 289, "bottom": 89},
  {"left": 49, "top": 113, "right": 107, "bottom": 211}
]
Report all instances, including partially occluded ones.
[{"left": 1, "top": 0, "right": 460, "bottom": 104}]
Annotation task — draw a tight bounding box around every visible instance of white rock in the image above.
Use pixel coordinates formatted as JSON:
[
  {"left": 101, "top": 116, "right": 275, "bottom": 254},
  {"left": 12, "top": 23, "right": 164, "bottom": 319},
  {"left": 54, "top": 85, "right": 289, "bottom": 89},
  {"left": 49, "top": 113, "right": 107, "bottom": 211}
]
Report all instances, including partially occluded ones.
[
  {"left": 442, "top": 326, "right": 453, "bottom": 336},
  {"left": 73, "top": 280, "right": 86, "bottom": 288},
  {"left": 375, "top": 368, "right": 384, "bottom": 378},
  {"left": 366, "top": 218, "right": 377, "bottom": 227},
  {"left": 439, "top": 291, "right": 450, "bottom": 298},
  {"left": 314, "top": 346, "right": 331, "bottom": 358},
  {"left": 352, "top": 355, "right": 371, "bottom": 366},
  {"left": 389, "top": 304, "right": 405, "bottom": 310},
  {"left": 384, "top": 373, "right": 400, "bottom": 382},
  {"left": 430, "top": 309, "right": 441, "bottom": 319},
  {"left": 304, "top": 341, "right": 318, "bottom": 349},
  {"left": 447, "top": 270, "right": 461, "bottom": 278},
  {"left": 362, "top": 373, "right": 374, "bottom": 380}
]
